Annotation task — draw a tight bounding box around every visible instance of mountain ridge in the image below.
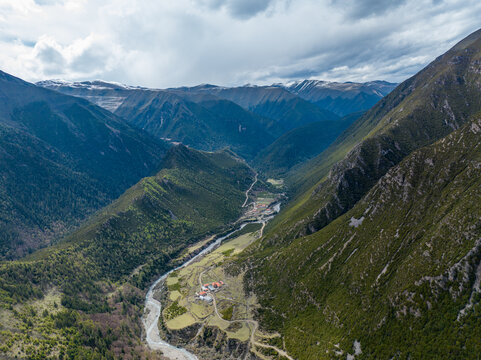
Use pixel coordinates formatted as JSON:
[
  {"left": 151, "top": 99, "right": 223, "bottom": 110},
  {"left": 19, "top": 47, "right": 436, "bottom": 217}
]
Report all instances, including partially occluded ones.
[
  {"left": 279, "top": 79, "right": 397, "bottom": 117},
  {"left": 0, "top": 70, "right": 168, "bottom": 259},
  {"left": 239, "top": 111, "right": 481, "bottom": 359},
  {"left": 266, "top": 27, "right": 481, "bottom": 244},
  {"left": 232, "top": 26, "right": 481, "bottom": 360}
]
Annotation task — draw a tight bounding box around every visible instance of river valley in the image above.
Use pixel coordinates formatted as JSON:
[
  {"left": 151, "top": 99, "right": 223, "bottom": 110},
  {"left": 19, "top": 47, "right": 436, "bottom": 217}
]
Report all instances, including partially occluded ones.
[{"left": 142, "top": 177, "right": 284, "bottom": 359}]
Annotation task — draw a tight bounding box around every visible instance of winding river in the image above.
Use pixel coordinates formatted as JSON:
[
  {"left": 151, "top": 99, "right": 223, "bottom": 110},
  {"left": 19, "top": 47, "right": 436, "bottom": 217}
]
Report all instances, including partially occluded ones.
[
  {"left": 142, "top": 205, "right": 281, "bottom": 359},
  {"left": 142, "top": 223, "right": 253, "bottom": 359}
]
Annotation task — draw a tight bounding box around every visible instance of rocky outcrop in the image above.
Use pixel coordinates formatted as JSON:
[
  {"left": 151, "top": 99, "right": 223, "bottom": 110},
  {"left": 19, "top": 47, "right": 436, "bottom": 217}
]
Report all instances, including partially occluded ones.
[{"left": 164, "top": 324, "right": 258, "bottom": 360}]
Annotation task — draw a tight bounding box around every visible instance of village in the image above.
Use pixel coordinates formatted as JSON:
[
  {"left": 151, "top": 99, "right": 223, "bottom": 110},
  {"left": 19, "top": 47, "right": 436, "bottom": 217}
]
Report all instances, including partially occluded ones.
[
  {"left": 242, "top": 190, "right": 283, "bottom": 220},
  {"left": 243, "top": 201, "right": 275, "bottom": 218},
  {"left": 196, "top": 280, "right": 225, "bottom": 303}
]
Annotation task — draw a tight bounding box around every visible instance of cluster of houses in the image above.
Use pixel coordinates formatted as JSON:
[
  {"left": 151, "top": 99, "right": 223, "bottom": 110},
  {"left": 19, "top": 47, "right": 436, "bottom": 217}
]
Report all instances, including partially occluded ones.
[
  {"left": 245, "top": 202, "right": 276, "bottom": 218},
  {"left": 196, "top": 281, "right": 225, "bottom": 303},
  {"left": 245, "top": 202, "right": 270, "bottom": 217}
]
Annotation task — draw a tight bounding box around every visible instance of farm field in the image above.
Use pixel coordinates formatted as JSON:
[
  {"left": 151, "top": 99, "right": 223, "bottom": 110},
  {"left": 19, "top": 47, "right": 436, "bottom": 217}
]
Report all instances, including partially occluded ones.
[{"left": 163, "top": 228, "right": 261, "bottom": 340}]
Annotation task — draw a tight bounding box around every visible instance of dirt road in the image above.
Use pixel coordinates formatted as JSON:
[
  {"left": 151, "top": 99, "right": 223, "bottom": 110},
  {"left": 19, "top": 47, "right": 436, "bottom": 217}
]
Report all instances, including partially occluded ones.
[{"left": 242, "top": 173, "right": 258, "bottom": 207}]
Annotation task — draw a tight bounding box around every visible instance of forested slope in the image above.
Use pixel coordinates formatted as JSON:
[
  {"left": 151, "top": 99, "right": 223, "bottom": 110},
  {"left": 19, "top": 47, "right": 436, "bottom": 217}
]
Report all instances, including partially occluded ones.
[
  {"left": 267, "top": 28, "right": 481, "bottom": 244},
  {"left": 0, "top": 145, "right": 253, "bottom": 359},
  {"left": 0, "top": 71, "right": 168, "bottom": 259}
]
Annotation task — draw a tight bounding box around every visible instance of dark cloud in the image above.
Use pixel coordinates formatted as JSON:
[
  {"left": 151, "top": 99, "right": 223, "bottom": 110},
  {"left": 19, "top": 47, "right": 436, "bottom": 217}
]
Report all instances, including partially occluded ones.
[
  {"left": 227, "top": 0, "right": 274, "bottom": 18},
  {"left": 331, "top": 0, "right": 407, "bottom": 18},
  {"left": 202, "top": 0, "right": 275, "bottom": 19}
]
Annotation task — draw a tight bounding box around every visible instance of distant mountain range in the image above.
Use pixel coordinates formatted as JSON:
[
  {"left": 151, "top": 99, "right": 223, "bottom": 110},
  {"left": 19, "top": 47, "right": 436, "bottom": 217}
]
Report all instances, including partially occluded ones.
[
  {"left": 39, "top": 79, "right": 396, "bottom": 119},
  {"left": 279, "top": 79, "right": 397, "bottom": 116},
  {"left": 38, "top": 78, "right": 395, "bottom": 163},
  {"left": 171, "top": 84, "right": 340, "bottom": 137}
]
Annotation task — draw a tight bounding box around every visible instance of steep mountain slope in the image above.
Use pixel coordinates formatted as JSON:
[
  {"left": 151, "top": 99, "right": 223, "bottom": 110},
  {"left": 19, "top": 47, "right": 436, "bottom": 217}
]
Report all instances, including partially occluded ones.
[
  {"left": 282, "top": 80, "right": 397, "bottom": 116},
  {"left": 0, "top": 145, "right": 254, "bottom": 358},
  {"left": 0, "top": 71, "right": 168, "bottom": 259},
  {"left": 269, "top": 28, "right": 481, "bottom": 242},
  {"left": 115, "top": 90, "right": 274, "bottom": 159},
  {"left": 239, "top": 113, "right": 481, "bottom": 359},
  {"left": 180, "top": 84, "right": 339, "bottom": 136},
  {"left": 38, "top": 81, "right": 274, "bottom": 160},
  {"left": 38, "top": 80, "right": 395, "bottom": 162},
  {"left": 253, "top": 112, "right": 362, "bottom": 177}
]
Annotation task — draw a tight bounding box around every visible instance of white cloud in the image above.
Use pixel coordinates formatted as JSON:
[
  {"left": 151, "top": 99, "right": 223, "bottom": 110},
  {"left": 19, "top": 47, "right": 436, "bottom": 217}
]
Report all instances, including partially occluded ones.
[{"left": 0, "top": 0, "right": 480, "bottom": 87}]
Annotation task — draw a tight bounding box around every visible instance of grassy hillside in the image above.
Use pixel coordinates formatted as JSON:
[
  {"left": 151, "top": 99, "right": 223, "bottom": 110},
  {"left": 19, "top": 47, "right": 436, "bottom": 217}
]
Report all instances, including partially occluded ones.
[
  {"left": 0, "top": 71, "right": 168, "bottom": 259},
  {"left": 0, "top": 145, "right": 254, "bottom": 359},
  {"left": 264, "top": 28, "right": 481, "bottom": 245},
  {"left": 253, "top": 112, "right": 362, "bottom": 178},
  {"left": 238, "top": 113, "right": 481, "bottom": 359}
]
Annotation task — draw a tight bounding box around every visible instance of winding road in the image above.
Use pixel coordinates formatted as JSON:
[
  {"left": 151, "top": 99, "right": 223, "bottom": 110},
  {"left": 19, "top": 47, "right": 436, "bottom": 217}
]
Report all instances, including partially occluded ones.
[{"left": 242, "top": 173, "right": 258, "bottom": 207}]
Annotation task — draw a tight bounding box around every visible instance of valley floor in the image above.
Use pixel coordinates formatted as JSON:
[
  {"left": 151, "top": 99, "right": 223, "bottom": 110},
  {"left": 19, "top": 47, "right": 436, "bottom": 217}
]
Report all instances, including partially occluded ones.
[{"left": 144, "top": 190, "right": 292, "bottom": 360}]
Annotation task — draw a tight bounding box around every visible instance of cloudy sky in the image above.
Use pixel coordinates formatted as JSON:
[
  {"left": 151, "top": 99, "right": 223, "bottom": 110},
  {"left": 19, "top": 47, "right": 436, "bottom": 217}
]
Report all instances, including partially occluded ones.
[{"left": 0, "top": 0, "right": 480, "bottom": 88}]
